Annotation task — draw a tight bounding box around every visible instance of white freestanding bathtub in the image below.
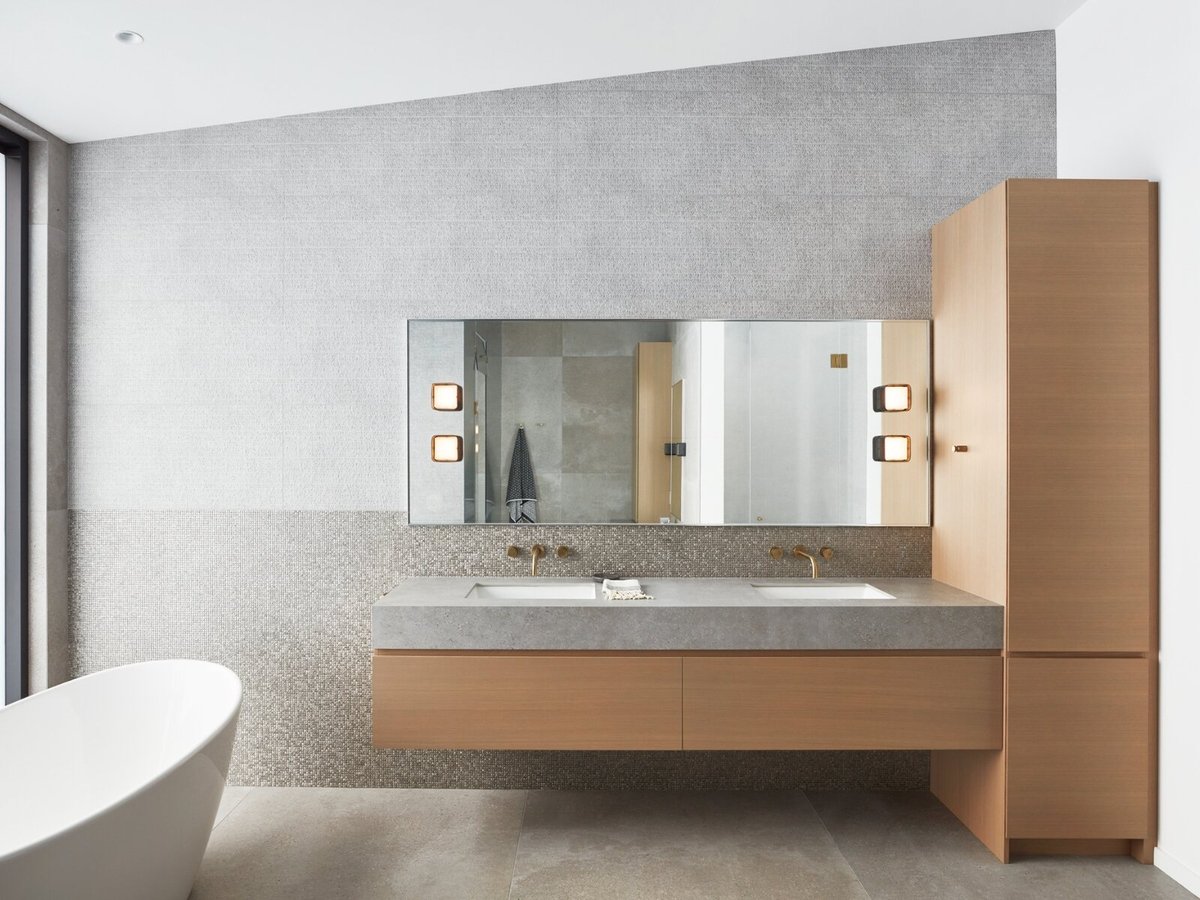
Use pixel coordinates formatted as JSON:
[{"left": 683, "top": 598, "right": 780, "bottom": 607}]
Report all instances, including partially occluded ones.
[{"left": 0, "top": 660, "right": 242, "bottom": 900}]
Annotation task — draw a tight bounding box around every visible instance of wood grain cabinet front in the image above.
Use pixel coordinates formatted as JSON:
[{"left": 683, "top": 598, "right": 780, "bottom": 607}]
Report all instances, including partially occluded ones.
[
  {"left": 930, "top": 180, "right": 1159, "bottom": 862},
  {"left": 681, "top": 656, "right": 1003, "bottom": 751},
  {"left": 1007, "top": 657, "right": 1151, "bottom": 839},
  {"left": 372, "top": 652, "right": 683, "bottom": 750}
]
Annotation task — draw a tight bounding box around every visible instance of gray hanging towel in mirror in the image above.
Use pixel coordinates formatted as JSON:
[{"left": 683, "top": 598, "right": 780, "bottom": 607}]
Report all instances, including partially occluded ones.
[{"left": 506, "top": 426, "right": 538, "bottom": 523}]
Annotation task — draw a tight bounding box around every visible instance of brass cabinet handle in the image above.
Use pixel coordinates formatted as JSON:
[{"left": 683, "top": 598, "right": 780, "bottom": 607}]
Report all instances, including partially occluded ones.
[{"left": 953, "top": 445, "right": 969, "bottom": 453}]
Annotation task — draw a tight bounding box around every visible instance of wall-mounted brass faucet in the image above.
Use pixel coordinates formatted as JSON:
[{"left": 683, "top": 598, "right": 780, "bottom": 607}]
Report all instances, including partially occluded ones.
[
  {"left": 792, "top": 546, "right": 819, "bottom": 579},
  {"left": 530, "top": 544, "right": 546, "bottom": 576},
  {"left": 768, "top": 544, "right": 833, "bottom": 578},
  {"left": 505, "top": 543, "right": 572, "bottom": 575}
]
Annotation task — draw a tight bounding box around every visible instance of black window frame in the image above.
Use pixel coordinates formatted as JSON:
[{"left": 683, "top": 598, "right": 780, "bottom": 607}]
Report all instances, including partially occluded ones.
[{"left": 1, "top": 123, "right": 29, "bottom": 705}]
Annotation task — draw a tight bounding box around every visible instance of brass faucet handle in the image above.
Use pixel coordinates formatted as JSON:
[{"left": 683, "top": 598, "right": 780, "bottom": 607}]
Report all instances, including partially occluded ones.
[
  {"left": 769, "top": 546, "right": 784, "bottom": 560},
  {"left": 505, "top": 545, "right": 521, "bottom": 559},
  {"left": 819, "top": 547, "right": 833, "bottom": 560},
  {"left": 555, "top": 545, "right": 570, "bottom": 559}
]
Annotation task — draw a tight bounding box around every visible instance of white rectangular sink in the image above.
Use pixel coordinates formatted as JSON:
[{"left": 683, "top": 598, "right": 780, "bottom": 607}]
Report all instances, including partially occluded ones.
[
  {"left": 467, "top": 582, "right": 597, "bottom": 601},
  {"left": 751, "top": 583, "right": 896, "bottom": 601}
]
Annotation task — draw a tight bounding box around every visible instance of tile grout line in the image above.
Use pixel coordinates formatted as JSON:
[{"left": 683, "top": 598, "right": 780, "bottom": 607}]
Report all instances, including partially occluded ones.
[
  {"left": 211, "top": 786, "right": 255, "bottom": 833},
  {"left": 506, "top": 789, "right": 531, "bottom": 900},
  {"left": 802, "top": 790, "right": 876, "bottom": 900}
]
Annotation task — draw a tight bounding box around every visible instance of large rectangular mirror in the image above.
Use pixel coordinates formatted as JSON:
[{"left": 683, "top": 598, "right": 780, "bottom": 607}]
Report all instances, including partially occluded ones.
[{"left": 409, "top": 320, "right": 929, "bottom": 525}]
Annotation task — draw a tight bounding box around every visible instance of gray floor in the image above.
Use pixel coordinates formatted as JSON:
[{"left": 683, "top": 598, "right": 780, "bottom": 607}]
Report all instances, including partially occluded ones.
[{"left": 193, "top": 788, "right": 1196, "bottom": 900}]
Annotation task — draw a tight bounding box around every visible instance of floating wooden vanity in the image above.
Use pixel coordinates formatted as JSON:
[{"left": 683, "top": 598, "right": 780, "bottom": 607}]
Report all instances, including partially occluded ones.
[
  {"left": 373, "top": 650, "right": 1003, "bottom": 752},
  {"left": 930, "top": 179, "right": 1159, "bottom": 863},
  {"left": 372, "top": 578, "right": 1005, "bottom": 755}
]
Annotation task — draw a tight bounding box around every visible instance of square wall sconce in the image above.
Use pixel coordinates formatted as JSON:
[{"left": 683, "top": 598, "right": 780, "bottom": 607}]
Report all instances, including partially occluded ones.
[
  {"left": 872, "top": 384, "right": 912, "bottom": 413},
  {"left": 872, "top": 435, "right": 911, "bottom": 463},
  {"left": 431, "top": 435, "right": 463, "bottom": 463},
  {"left": 431, "top": 382, "right": 463, "bottom": 411}
]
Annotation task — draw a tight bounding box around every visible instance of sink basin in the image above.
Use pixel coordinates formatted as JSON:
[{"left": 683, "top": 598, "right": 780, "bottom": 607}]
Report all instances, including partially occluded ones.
[
  {"left": 751, "top": 583, "right": 896, "bottom": 601},
  {"left": 467, "top": 582, "right": 598, "bottom": 601}
]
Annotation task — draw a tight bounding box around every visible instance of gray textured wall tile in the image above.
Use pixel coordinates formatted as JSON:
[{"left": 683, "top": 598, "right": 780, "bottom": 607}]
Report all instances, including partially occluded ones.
[
  {"left": 561, "top": 321, "right": 669, "bottom": 356},
  {"left": 67, "top": 31, "right": 1055, "bottom": 787},
  {"left": 500, "top": 356, "right": 564, "bottom": 472},
  {"left": 501, "top": 321, "right": 564, "bottom": 356}
]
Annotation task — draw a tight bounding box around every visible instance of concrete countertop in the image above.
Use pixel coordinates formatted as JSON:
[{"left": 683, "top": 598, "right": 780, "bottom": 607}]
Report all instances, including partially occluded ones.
[{"left": 373, "top": 577, "right": 1002, "bottom": 651}]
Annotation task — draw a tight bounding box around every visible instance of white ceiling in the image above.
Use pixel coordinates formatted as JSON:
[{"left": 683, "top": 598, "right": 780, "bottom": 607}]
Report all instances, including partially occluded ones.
[{"left": 1, "top": 0, "right": 1088, "bottom": 143}]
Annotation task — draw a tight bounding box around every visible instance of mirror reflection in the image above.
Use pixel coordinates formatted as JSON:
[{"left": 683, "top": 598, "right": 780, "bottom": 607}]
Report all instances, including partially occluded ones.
[{"left": 409, "top": 320, "right": 929, "bottom": 526}]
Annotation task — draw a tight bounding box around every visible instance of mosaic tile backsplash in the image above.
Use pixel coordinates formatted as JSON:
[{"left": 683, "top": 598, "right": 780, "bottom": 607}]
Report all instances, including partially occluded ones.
[{"left": 67, "top": 31, "right": 1053, "bottom": 787}]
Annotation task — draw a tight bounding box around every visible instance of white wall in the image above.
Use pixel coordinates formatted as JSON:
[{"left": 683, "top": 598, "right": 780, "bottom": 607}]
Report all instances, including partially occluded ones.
[
  {"left": 747, "top": 322, "right": 868, "bottom": 524},
  {"left": 1058, "top": 0, "right": 1200, "bottom": 891},
  {"left": 723, "top": 323, "right": 753, "bottom": 521},
  {"left": 669, "top": 321, "right": 726, "bottom": 524}
]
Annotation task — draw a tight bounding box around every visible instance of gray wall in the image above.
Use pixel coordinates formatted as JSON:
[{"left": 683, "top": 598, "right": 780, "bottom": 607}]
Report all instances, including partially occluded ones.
[
  {"left": 494, "top": 320, "right": 668, "bottom": 524},
  {"left": 67, "top": 32, "right": 1055, "bottom": 787},
  {"left": 407, "top": 320, "right": 466, "bottom": 522}
]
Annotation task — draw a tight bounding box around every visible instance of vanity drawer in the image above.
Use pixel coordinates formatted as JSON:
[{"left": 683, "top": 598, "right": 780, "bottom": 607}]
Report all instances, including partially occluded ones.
[
  {"left": 372, "top": 652, "right": 683, "bottom": 750},
  {"left": 682, "top": 655, "right": 1002, "bottom": 750}
]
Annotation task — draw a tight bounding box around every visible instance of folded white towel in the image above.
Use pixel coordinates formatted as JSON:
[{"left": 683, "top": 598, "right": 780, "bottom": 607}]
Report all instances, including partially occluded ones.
[{"left": 602, "top": 578, "right": 653, "bottom": 601}]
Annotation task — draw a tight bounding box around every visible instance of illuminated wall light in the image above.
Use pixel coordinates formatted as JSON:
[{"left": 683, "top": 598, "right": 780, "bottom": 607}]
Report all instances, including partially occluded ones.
[
  {"left": 430, "top": 435, "right": 463, "bottom": 463},
  {"left": 872, "top": 435, "right": 911, "bottom": 463},
  {"left": 872, "top": 384, "right": 912, "bottom": 412},
  {"left": 430, "top": 382, "right": 463, "bottom": 411}
]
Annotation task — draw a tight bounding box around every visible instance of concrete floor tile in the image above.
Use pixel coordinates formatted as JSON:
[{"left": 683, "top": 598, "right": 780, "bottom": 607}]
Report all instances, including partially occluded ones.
[
  {"left": 808, "top": 791, "right": 1196, "bottom": 900},
  {"left": 192, "top": 787, "right": 526, "bottom": 900},
  {"left": 192, "top": 789, "right": 1198, "bottom": 900},
  {"left": 508, "top": 790, "right": 870, "bottom": 900},
  {"left": 213, "top": 785, "right": 253, "bottom": 830}
]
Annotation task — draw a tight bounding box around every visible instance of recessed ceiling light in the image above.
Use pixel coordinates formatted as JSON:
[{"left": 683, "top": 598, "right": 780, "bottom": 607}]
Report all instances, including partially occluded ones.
[{"left": 115, "top": 30, "right": 144, "bottom": 45}]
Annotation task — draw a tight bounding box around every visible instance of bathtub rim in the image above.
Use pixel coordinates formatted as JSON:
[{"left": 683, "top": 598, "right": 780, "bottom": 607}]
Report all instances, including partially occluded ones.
[{"left": 0, "top": 658, "right": 243, "bottom": 866}]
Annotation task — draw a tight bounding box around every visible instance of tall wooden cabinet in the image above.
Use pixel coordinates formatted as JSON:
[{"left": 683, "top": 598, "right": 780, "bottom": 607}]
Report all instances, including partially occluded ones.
[{"left": 930, "top": 180, "right": 1158, "bottom": 863}]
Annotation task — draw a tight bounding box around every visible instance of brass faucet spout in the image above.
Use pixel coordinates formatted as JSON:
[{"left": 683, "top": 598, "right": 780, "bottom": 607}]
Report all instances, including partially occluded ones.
[
  {"left": 792, "top": 546, "right": 819, "bottom": 578},
  {"left": 530, "top": 544, "right": 546, "bottom": 576}
]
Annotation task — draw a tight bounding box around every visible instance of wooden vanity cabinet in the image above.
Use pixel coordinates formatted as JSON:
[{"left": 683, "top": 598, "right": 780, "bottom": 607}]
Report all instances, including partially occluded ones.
[
  {"left": 373, "top": 651, "right": 1004, "bottom": 753},
  {"left": 931, "top": 179, "right": 1158, "bottom": 862},
  {"left": 372, "top": 652, "right": 683, "bottom": 750},
  {"left": 682, "top": 655, "right": 1002, "bottom": 750}
]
